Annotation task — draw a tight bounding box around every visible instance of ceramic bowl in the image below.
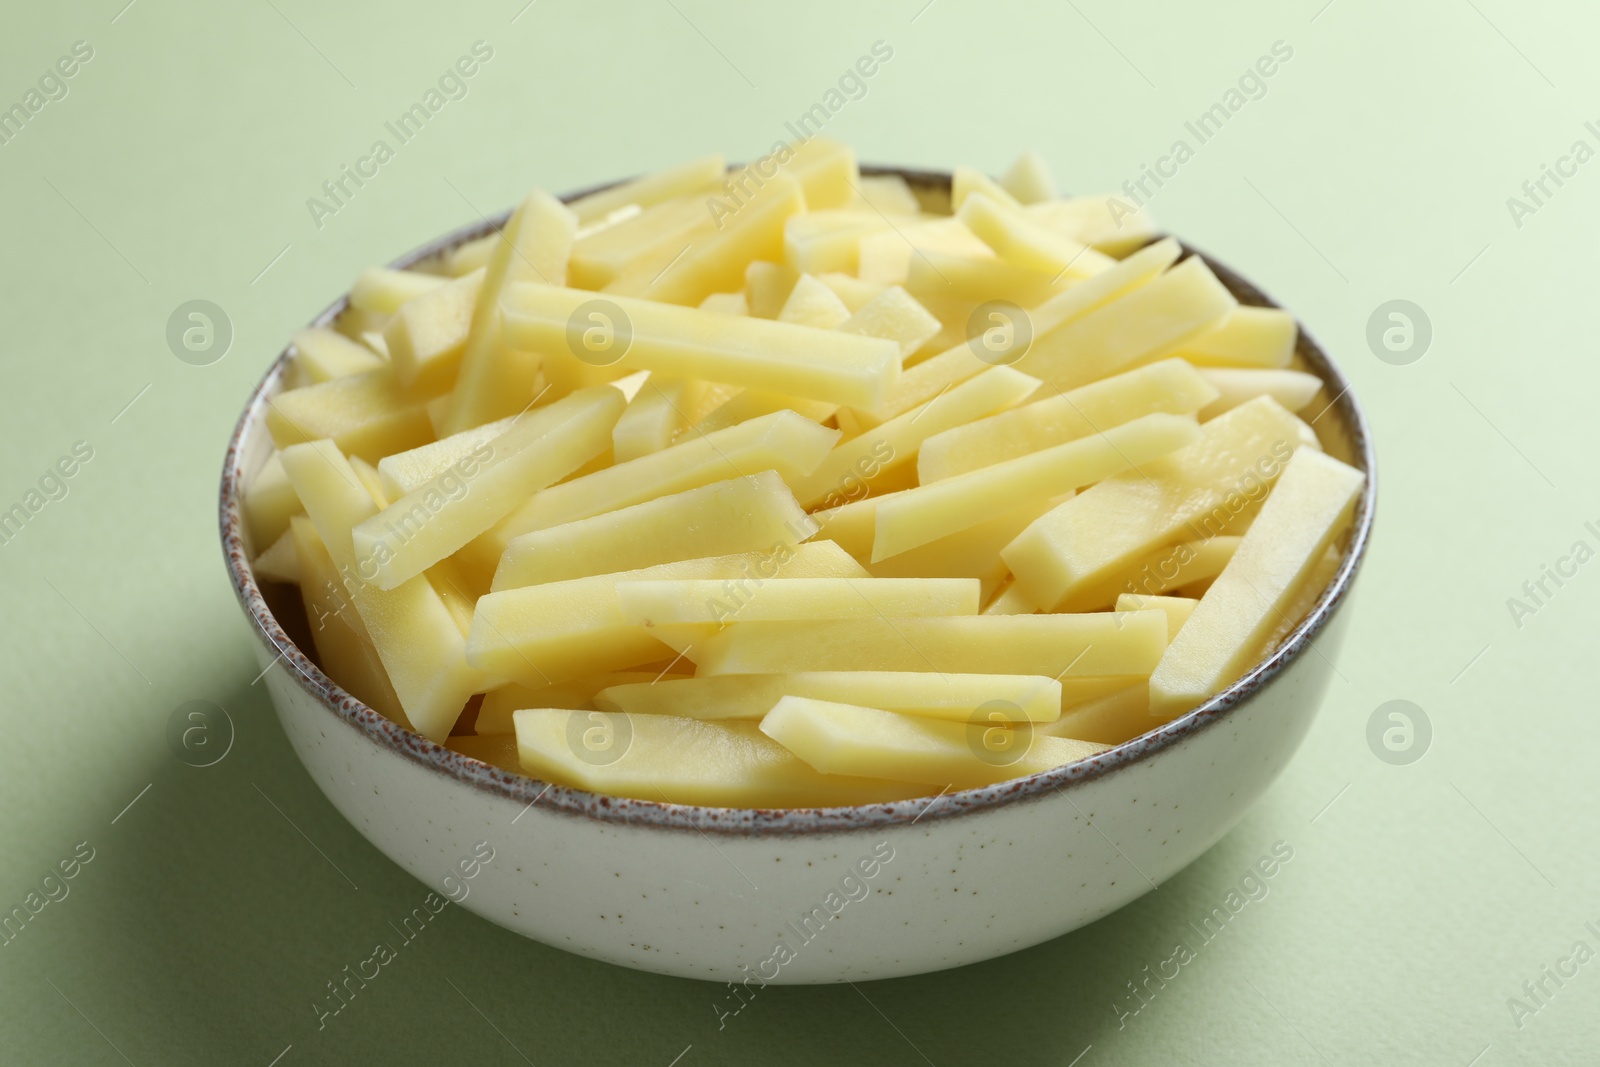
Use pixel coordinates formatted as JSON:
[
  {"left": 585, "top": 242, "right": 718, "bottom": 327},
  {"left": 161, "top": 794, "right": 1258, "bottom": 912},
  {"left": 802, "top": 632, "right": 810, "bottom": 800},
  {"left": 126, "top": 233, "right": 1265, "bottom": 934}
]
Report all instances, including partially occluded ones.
[{"left": 220, "top": 167, "right": 1376, "bottom": 984}]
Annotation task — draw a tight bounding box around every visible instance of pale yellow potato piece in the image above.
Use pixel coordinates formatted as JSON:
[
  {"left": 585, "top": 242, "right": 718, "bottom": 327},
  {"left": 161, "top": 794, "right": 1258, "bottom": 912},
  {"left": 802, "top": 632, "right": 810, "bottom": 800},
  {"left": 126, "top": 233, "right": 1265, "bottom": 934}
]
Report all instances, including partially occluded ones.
[
  {"left": 774, "top": 136, "right": 857, "bottom": 210},
  {"left": 468, "top": 542, "right": 867, "bottom": 687},
  {"left": 817, "top": 272, "right": 886, "bottom": 312},
  {"left": 612, "top": 376, "right": 700, "bottom": 462},
  {"left": 291, "top": 328, "right": 384, "bottom": 383},
  {"left": 683, "top": 388, "right": 836, "bottom": 438},
  {"left": 376, "top": 414, "right": 515, "bottom": 498},
  {"left": 251, "top": 525, "right": 300, "bottom": 584},
  {"left": 289, "top": 516, "right": 411, "bottom": 729},
  {"left": 1037, "top": 683, "right": 1150, "bottom": 745},
  {"left": 698, "top": 292, "right": 747, "bottom": 315},
  {"left": 917, "top": 358, "right": 1219, "bottom": 483},
  {"left": 760, "top": 697, "right": 1107, "bottom": 790},
  {"left": 958, "top": 193, "right": 1116, "bottom": 279},
  {"left": 873, "top": 413, "right": 1201, "bottom": 560},
  {"left": 905, "top": 251, "right": 1070, "bottom": 308},
  {"left": 683, "top": 612, "right": 1168, "bottom": 677},
  {"left": 1000, "top": 151, "right": 1058, "bottom": 204},
  {"left": 1025, "top": 197, "right": 1162, "bottom": 257},
  {"left": 502, "top": 283, "right": 899, "bottom": 409},
  {"left": 243, "top": 452, "right": 303, "bottom": 550},
  {"left": 265, "top": 368, "right": 437, "bottom": 464},
  {"left": 790, "top": 365, "right": 1041, "bottom": 508},
  {"left": 951, "top": 166, "right": 1021, "bottom": 211},
  {"left": 1115, "top": 594, "right": 1198, "bottom": 640},
  {"left": 493, "top": 471, "right": 816, "bottom": 590},
  {"left": 566, "top": 153, "right": 725, "bottom": 223},
  {"left": 1149, "top": 448, "right": 1365, "bottom": 717},
  {"left": 1197, "top": 368, "right": 1321, "bottom": 421},
  {"left": 352, "top": 387, "right": 624, "bottom": 589},
  {"left": 569, "top": 195, "right": 715, "bottom": 290},
  {"left": 1169, "top": 306, "right": 1296, "bottom": 369},
  {"left": 514, "top": 709, "right": 930, "bottom": 807},
  {"left": 631, "top": 173, "right": 804, "bottom": 306},
  {"left": 1014, "top": 256, "right": 1237, "bottom": 392},
  {"left": 845, "top": 237, "right": 1183, "bottom": 429},
  {"left": 615, "top": 576, "right": 980, "bottom": 625},
  {"left": 1252, "top": 546, "right": 1340, "bottom": 659},
  {"left": 981, "top": 579, "right": 1038, "bottom": 615},
  {"left": 349, "top": 267, "right": 447, "bottom": 316},
  {"left": 467, "top": 409, "right": 838, "bottom": 571},
  {"left": 280, "top": 441, "right": 483, "bottom": 741},
  {"left": 475, "top": 671, "right": 681, "bottom": 735},
  {"left": 857, "top": 216, "right": 995, "bottom": 285},
  {"left": 441, "top": 233, "right": 495, "bottom": 277},
  {"left": 1003, "top": 395, "right": 1300, "bottom": 610},
  {"left": 382, "top": 269, "right": 482, "bottom": 392},
  {"left": 783, "top": 211, "right": 889, "bottom": 274},
  {"left": 777, "top": 272, "right": 852, "bottom": 328},
  {"left": 837, "top": 286, "right": 942, "bottom": 359},
  {"left": 1068, "top": 536, "right": 1242, "bottom": 613},
  {"left": 852, "top": 174, "right": 921, "bottom": 215},
  {"left": 595, "top": 671, "right": 1063, "bottom": 722},
  {"left": 744, "top": 260, "right": 798, "bottom": 318},
  {"left": 445, "top": 190, "right": 579, "bottom": 434}
]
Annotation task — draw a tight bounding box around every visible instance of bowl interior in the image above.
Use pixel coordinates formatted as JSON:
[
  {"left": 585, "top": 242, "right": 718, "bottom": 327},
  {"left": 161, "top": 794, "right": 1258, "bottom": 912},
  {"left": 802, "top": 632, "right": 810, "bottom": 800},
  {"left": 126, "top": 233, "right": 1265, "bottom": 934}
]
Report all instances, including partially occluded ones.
[{"left": 219, "top": 166, "right": 1376, "bottom": 834}]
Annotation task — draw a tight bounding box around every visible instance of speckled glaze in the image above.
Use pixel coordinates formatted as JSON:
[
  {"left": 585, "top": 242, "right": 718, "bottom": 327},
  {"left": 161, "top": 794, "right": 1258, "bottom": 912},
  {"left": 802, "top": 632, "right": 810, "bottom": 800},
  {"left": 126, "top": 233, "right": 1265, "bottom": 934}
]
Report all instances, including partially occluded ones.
[{"left": 221, "top": 167, "right": 1376, "bottom": 983}]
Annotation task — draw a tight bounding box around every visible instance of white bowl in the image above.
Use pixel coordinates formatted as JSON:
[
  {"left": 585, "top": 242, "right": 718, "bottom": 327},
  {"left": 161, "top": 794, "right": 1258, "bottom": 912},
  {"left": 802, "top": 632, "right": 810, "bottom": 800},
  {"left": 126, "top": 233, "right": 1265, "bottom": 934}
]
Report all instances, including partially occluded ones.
[{"left": 220, "top": 167, "right": 1376, "bottom": 984}]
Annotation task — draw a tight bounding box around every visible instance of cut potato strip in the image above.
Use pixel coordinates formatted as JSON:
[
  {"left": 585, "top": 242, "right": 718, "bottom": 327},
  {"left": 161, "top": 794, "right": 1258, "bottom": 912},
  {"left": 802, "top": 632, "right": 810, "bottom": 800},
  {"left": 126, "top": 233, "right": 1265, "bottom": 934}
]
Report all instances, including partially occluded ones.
[
  {"left": 351, "top": 387, "right": 624, "bottom": 589},
  {"left": 446, "top": 191, "right": 579, "bottom": 435},
  {"left": 349, "top": 267, "right": 448, "bottom": 315},
  {"left": 683, "top": 388, "right": 836, "bottom": 438},
  {"left": 595, "top": 671, "right": 1063, "bottom": 722},
  {"left": 383, "top": 269, "right": 482, "bottom": 392},
  {"left": 853, "top": 174, "right": 921, "bottom": 215},
  {"left": 873, "top": 413, "right": 1201, "bottom": 560},
  {"left": 289, "top": 516, "right": 411, "bottom": 729},
  {"left": 1067, "top": 536, "right": 1242, "bottom": 614},
  {"left": 612, "top": 377, "right": 700, "bottom": 462},
  {"left": 243, "top": 452, "right": 303, "bottom": 550},
  {"left": 951, "top": 166, "right": 1020, "bottom": 211},
  {"left": 468, "top": 409, "right": 837, "bottom": 571},
  {"left": 252, "top": 526, "right": 300, "bottom": 584},
  {"left": 376, "top": 414, "right": 515, "bottom": 498},
  {"left": 760, "top": 697, "right": 1108, "bottom": 790},
  {"left": 837, "top": 286, "right": 942, "bottom": 359},
  {"left": 280, "top": 441, "right": 483, "bottom": 741},
  {"left": 1013, "top": 256, "right": 1237, "bottom": 392},
  {"left": 468, "top": 542, "right": 866, "bottom": 687},
  {"left": 514, "top": 709, "right": 929, "bottom": 806},
  {"left": 682, "top": 612, "right": 1168, "bottom": 677},
  {"left": 982, "top": 579, "right": 1038, "bottom": 615},
  {"left": 847, "top": 237, "right": 1183, "bottom": 429},
  {"left": 502, "top": 282, "right": 900, "bottom": 408},
  {"left": 1197, "top": 368, "right": 1321, "bottom": 421},
  {"left": 1149, "top": 448, "right": 1364, "bottom": 717},
  {"left": 1115, "top": 594, "right": 1198, "bottom": 640},
  {"left": 790, "top": 365, "right": 1041, "bottom": 508},
  {"left": 784, "top": 211, "right": 890, "bottom": 275},
  {"left": 958, "top": 192, "right": 1116, "bottom": 279},
  {"left": 917, "top": 359, "right": 1217, "bottom": 484},
  {"left": 1167, "top": 306, "right": 1296, "bottom": 370},
  {"left": 291, "top": 328, "right": 384, "bottom": 384},
  {"left": 1037, "top": 684, "right": 1150, "bottom": 745},
  {"left": 1026, "top": 197, "right": 1161, "bottom": 257},
  {"left": 777, "top": 272, "right": 852, "bottom": 328},
  {"left": 570, "top": 195, "right": 716, "bottom": 290},
  {"left": 265, "top": 368, "right": 438, "bottom": 463},
  {"left": 615, "top": 577, "right": 980, "bottom": 625},
  {"left": 628, "top": 173, "right": 804, "bottom": 306},
  {"left": 817, "top": 272, "right": 886, "bottom": 311},
  {"left": 745, "top": 260, "right": 798, "bottom": 318},
  {"left": 476, "top": 671, "right": 682, "bottom": 735},
  {"left": 858, "top": 216, "right": 995, "bottom": 285},
  {"left": 1000, "top": 151, "right": 1057, "bottom": 204},
  {"left": 566, "top": 153, "right": 726, "bottom": 224},
  {"left": 905, "top": 251, "right": 1070, "bottom": 308},
  {"left": 698, "top": 292, "right": 747, "bottom": 315},
  {"left": 1004, "top": 395, "right": 1302, "bottom": 611}
]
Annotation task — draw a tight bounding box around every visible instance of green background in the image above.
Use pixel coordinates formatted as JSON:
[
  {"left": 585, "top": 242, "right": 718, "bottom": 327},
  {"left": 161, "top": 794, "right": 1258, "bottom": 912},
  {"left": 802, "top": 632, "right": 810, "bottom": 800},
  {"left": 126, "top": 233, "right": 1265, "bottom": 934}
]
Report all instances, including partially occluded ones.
[{"left": 0, "top": 0, "right": 1593, "bottom": 1063}]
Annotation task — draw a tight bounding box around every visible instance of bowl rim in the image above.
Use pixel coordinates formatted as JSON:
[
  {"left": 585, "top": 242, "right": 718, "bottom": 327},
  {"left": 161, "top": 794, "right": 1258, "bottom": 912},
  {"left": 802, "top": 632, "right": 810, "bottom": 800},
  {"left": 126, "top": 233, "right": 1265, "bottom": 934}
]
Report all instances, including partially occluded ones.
[{"left": 219, "top": 164, "right": 1377, "bottom": 837}]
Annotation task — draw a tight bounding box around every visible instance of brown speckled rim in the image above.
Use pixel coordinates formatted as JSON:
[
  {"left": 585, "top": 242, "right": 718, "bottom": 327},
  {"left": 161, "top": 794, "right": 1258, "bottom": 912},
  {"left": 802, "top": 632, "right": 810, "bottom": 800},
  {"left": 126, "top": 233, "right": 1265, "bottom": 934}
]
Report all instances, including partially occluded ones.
[{"left": 219, "top": 166, "right": 1376, "bottom": 837}]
